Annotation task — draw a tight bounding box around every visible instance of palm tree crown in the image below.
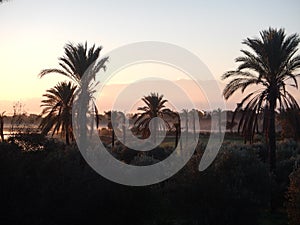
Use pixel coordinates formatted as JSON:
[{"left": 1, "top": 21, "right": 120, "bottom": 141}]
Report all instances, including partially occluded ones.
[
  {"left": 39, "top": 81, "right": 77, "bottom": 144},
  {"left": 134, "top": 93, "right": 174, "bottom": 140},
  {"left": 222, "top": 27, "right": 300, "bottom": 171},
  {"left": 39, "top": 42, "right": 108, "bottom": 84},
  {"left": 223, "top": 28, "right": 300, "bottom": 104}
]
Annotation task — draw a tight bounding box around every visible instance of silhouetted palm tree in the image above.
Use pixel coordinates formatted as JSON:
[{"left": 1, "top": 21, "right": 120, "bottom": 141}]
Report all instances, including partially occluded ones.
[
  {"left": 39, "top": 42, "right": 108, "bottom": 84},
  {"left": 222, "top": 28, "right": 300, "bottom": 173},
  {"left": 104, "top": 111, "right": 118, "bottom": 149},
  {"left": 39, "top": 82, "right": 77, "bottom": 145},
  {"left": 118, "top": 111, "right": 127, "bottom": 145},
  {"left": 212, "top": 108, "right": 223, "bottom": 137},
  {"left": 182, "top": 109, "right": 189, "bottom": 143},
  {"left": 172, "top": 111, "right": 182, "bottom": 148},
  {"left": 134, "top": 93, "right": 174, "bottom": 144},
  {"left": 190, "top": 109, "right": 198, "bottom": 141},
  {"left": 39, "top": 42, "right": 108, "bottom": 139},
  {"left": 0, "top": 111, "right": 5, "bottom": 142}
]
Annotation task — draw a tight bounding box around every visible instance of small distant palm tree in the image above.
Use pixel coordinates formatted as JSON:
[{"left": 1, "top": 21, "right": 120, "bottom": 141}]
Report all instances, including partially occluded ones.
[
  {"left": 104, "top": 111, "right": 118, "bottom": 149},
  {"left": 182, "top": 109, "right": 189, "bottom": 143},
  {"left": 212, "top": 108, "right": 222, "bottom": 137},
  {"left": 118, "top": 111, "right": 127, "bottom": 145},
  {"left": 172, "top": 112, "right": 181, "bottom": 148},
  {"left": 0, "top": 111, "right": 5, "bottom": 142},
  {"left": 222, "top": 28, "right": 300, "bottom": 172},
  {"left": 190, "top": 109, "right": 198, "bottom": 141},
  {"left": 39, "top": 82, "right": 77, "bottom": 145},
  {"left": 134, "top": 93, "right": 174, "bottom": 144}
]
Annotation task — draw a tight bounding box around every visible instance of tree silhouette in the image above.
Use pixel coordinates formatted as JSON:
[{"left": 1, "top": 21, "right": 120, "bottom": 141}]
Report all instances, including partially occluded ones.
[
  {"left": 39, "top": 42, "right": 108, "bottom": 84},
  {"left": 133, "top": 93, "right": 174, "bottom": 144},
  {"left": 181, "top": 109, "right": 190, "bottom": 143},
  {"left": 39, "top": 42, "right": 108, "bottom": 140},
  {"left": 222, "top": 28, "right": 300, "bottom": 173},
  {"left": 0, "top": 111, "right": 5, "bottom": 142},
  {"left": 104, "top": 111, "right": 118, "bottom": 149},
  {"left": 39, "top": 82, "right": 77, "bottom": 145}
]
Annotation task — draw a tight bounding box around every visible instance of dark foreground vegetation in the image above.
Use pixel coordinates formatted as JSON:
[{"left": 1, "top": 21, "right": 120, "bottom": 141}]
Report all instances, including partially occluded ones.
[{"left": 0, "top": 133, "right": 299, "bottom": 225}]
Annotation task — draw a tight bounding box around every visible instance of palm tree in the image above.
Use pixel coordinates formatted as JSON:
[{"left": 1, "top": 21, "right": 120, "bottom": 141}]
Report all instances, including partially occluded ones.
[
  {"left": 212, "top": 108, "right": 223, "bottom": 138},
  {"left": 104, "top": 111, "right": 118, "bottom": 149},
  {"left": 0, "top": 111, "right": 5, "bottom": 142},
  {"left": 133, "top": 93, "right": 174, "bottom": 144},
  {"left": 39, "top": 42, "right": 108, "bottom": 84},
  {"left": 182, "top": 109, "right": 189, "bottom": 143},
  {"left": 222, "top": 28, "right": 300, "bottom": 173},
  {"left": 39, "top": 82, "right": 77, "bottom": 145},
  {"left": 190, "top": 109, "right": 198, "bottom": 141},
  {"left": 39, "top": 42, "right": 108, "bottom": 140},
  {"left": 172, "top": 111, "right": 182, "bottom": 149},
  {"left": 118, "top": 111, "right": 127, "bottom": 145}
]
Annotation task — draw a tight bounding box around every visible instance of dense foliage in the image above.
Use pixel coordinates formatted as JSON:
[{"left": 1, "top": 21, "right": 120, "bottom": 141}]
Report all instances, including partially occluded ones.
[
  {"left": 286, "top": 168, "right": 300, "bottom": 225},
  {"left": 1, "top": 134, "right": 299, "bottom": 225}
]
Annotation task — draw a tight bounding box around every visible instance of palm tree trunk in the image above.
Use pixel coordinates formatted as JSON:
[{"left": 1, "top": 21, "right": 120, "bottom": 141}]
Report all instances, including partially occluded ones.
[
  {"left": 66, "top": 125, "right": 70, "bottom": 145},
  {"left": 153, "top": 119, "right": 157, "bottom": 145},
  {"left": 175, "top": 123, "right": 179, "bottom": 147},
  {"left": 192, "top": 114, "right": 196, "bottom": 141},
  {"left": 112, "top": 129, "right": 115, "bottom": 149},
  {"left": 268, "top": 99, "right": 276, "bottom": 173},
  {"left": 122, "top": 125, "right": 126, "bottom": 145},
  {"left": 185, "top": 117, "right": 188, "bottom": 144},
  {"left": 122, "top": 115, "right": 126, "bottom": 145},
  {"left": 0, "top": 117, "right": 4, "bottom": 142},
  {"left": 268, "top": 96, "right": 277, "bottom": 212}
]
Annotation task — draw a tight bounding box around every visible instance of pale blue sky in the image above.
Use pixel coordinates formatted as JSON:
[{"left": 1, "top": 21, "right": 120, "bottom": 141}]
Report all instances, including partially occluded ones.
[{"left": 0, "top": 0, "right": 300, "bottom": 113}]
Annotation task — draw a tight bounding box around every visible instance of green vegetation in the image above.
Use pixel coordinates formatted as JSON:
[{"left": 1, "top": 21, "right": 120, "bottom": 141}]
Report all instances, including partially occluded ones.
[{"left": 0, "top": 135, "right": 299, "bottom": 225}]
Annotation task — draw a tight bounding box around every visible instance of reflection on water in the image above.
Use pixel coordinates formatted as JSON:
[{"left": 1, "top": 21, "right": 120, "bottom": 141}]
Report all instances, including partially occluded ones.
[{"left": 2, "top": 128, "right": 40, "bottom": 140}]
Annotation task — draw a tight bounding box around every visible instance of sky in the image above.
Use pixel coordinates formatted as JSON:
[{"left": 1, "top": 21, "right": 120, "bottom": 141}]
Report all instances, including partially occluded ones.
[{"left": 1, "top": 0, "right": 300, "bottom": 114}]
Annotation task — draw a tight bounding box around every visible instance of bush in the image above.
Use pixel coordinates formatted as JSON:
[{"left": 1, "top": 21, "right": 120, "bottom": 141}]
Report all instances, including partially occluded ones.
[
  {"left": 161, "top": 144, "right": 271, "bottom": 225},
  {"left": 1, "top": 138, "right": 297, "bottom": 225},
  {"left": 7, "top": 133, "right": 62, "bottom": 152},
  {"left": 286, "top": 168, "right": 300, "bottom": 225}
]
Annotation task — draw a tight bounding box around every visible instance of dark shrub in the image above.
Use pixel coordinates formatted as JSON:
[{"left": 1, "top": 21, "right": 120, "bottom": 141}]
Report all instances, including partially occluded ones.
[
  {"left": 161, "top": 145, "right": 270, "bottom": 225},
  {"left": 286, "top": 168, "right": 300, "bottom": 225}
]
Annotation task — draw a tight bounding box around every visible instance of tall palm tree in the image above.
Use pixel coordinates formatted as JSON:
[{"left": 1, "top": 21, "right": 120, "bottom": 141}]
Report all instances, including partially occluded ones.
[
  {"left": 39, "top": 42, "right": 108, "bottom": 139},
  {"left": 222, "top": 28, "right": 300, "bottom": 172},
  {"left": 133, "top": 93, "right": 174, "bottom": 144},
  {"left": 39, "top": 82, "right": 77, "bottom": 145}
]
